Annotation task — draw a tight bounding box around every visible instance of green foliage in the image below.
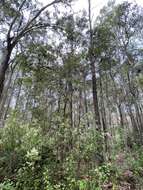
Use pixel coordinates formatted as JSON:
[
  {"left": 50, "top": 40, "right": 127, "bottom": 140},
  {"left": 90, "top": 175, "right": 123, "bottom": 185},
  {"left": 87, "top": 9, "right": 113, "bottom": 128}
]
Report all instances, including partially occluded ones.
[
  {"left": 0, "top": 180, "right": 15, "bottom": 190},
  {"left": 127, "top": 147, "right": 143, "bottom": 177},
  {"left": 0, "top": 0, "right": 143, "bottom": 189},
  {"left": 1, "top": 111, "right": 143, "bottom": 189},
  {"left": 0, "top": 112, "right": 107, "bottom": 189},
  {"left": 0, "top": 112, "right": 43, "bottom": 180}
]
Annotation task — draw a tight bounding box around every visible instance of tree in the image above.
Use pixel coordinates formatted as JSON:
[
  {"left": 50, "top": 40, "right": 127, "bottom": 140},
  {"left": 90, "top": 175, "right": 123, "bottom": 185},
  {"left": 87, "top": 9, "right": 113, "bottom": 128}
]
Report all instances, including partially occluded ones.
[
  {"left": 0, "top": 0, "right": 72, "bottom": 100},
  {"left": 87, "top": 0, "right": 104, "bottom": 164}
]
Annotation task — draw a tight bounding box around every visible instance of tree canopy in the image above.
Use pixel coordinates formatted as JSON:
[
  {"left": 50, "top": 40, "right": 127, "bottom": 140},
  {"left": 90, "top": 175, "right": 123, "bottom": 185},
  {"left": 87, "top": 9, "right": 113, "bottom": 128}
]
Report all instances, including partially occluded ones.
[{"left": 0, "top": 0, "right": 143, "bottom": 189}]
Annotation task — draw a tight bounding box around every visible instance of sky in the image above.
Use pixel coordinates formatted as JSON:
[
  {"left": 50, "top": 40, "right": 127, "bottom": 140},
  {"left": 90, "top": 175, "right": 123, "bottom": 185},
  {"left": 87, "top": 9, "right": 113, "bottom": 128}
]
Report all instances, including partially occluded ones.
[{"left": 40, "top": 0, "right": 143, "bottom": 18}]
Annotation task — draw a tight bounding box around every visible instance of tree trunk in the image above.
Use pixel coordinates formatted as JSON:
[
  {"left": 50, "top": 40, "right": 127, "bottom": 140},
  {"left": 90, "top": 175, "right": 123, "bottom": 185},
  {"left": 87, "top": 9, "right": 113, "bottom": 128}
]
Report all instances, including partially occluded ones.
[
  {"left": 88, "top": 0, "right": 101, "bottom": 130},
  {"left": 2, "top": 70, "right": 19, "bottom": 122},
  {"left": 99, "top": 71, "right": 108, "bottom": 153},
  {"left": 88, "top": 0, "right": 103, "bottom": 164},
  {"left": 0, "top": 48, "right": 12, "bottom": 100},
  {"left": 118, "top": 104, "right": 124, "bottom": 128},
  {"left": 0, "top": 69, "right": 14, "bottom": 119},
  {"left": 83, "top": 74, "right": 90, "bottom": 128}
]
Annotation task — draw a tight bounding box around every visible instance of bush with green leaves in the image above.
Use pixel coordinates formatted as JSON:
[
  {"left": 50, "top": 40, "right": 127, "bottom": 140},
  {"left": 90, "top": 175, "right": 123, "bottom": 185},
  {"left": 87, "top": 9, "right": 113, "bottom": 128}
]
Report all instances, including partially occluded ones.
[
  {"left": 127, "top": 147, "right": 143, "bottom": 177},
  {"left": 0, "top": 113, "right": 43, "bottom": 181},
  {"left": 1, "top": 112, "right": 142, "bottom": 189},
  {"left": 15, "top": 145, "right": 57, "bottom": 190}
]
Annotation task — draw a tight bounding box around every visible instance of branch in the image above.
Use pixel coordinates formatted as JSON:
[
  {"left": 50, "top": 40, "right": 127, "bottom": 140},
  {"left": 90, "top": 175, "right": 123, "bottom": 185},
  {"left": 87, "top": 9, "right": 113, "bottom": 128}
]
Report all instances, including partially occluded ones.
[
  {"left": 11, "top": 0, "right": 63, "bottom": 47},
  {"left": 12, "top": 22, "right": 65, "bottom": 47},
  {"left": 7, "top": 0, "right": 27, "bottom": 40},
  {"left": 16, "top": 0, "right": 62, "bottom": 38},
  {"left": 24, "top": 0, "right": 62, "bottom": 29}
]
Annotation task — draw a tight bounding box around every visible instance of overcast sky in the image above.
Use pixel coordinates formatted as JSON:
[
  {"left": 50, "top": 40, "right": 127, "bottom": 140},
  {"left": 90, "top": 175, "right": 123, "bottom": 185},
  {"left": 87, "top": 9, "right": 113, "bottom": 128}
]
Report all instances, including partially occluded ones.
[{"left": 40, "top": 0, "right": 143, "bottom": 18}]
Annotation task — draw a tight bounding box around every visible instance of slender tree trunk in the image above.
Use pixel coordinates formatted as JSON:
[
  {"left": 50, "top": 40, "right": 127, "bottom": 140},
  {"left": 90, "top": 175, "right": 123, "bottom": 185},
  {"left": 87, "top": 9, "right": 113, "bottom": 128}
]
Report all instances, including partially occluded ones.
[
  {"left": 69, "top": 81, "right": 73, "bottom": 128},
  {"left": 88, "top": 0, "right": 104, "bottom": 164},
  {"left": 0, "top": 69, "right": 14, "bottom": 119},
  {"left": 0, "top": 48, "right": 12, "bottom": 100},
  {"left": 118, "top": 104, "right": 124, "bottom": 128},
  {"left": 2, "top": 70, "right": 19, "bottom": 121},
  {"left": 14, "top": 74, "right": 23, "bottom": 110},
  {"left": 99, "top": 71, "right": 108, "bottom": 153},
  {"left": 128, "top": 105, "right": 142, "bottom": 144},
  {"left": 88, "top": 0, "right": 101, "bottom": 130},
  {"left": 78, "top": 89, "right": 82, "bottom": 127},
  {"left": 83, "top": 72, "right": 90, "bottom": 127}
]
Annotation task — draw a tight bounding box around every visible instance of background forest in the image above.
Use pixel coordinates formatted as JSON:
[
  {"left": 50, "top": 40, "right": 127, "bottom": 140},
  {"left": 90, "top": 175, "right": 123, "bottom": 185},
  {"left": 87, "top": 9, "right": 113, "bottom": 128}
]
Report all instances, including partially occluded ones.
[{"left": 0, "top": 0, "right": 143, "bottom": 189}]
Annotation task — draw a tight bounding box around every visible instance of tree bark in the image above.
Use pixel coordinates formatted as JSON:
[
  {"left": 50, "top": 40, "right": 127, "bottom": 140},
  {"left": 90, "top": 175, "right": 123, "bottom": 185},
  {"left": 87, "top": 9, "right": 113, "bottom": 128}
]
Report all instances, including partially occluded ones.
[
  {"left": 0, "top": 69, "right": 13, "bottom": 119},
  {"left": 0, "top": 48, "right": 12, "bottom": 100}
]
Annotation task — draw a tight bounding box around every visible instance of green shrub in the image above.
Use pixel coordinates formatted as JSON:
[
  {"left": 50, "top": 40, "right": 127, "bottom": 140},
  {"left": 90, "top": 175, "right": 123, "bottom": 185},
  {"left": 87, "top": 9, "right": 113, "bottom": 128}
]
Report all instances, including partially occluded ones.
[
  {"left": 0, "top": 180, "right": 15, "bottom": 190},
  {"left": 0, "top": 114, "right": 43, "bottom": 181}
]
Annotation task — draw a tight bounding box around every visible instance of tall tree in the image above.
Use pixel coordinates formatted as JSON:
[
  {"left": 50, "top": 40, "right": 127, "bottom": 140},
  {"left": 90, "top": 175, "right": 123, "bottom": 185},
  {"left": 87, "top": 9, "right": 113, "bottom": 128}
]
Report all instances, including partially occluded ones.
[
  {"left": 88, "top": 0, "right": 101, "bottom": 130},
  {"left": 0, "top": 0, "right": 72, "bottom": 100}
]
